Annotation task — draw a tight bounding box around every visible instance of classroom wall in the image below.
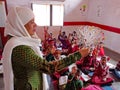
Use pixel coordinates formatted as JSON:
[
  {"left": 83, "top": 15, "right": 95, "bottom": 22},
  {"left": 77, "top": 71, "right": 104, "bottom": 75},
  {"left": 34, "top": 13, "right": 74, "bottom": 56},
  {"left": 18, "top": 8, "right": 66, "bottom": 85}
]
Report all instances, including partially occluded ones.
[
  {"left": 103, "top": 30, "right": 120, "bottom": 54},
  {"left": 6, "top": 0, "right": 89, "bottom": 21},
  {"left": 87, "top": 0, "right": 120, "bottom": 28},
  {"left": 4, "top": 0, "right": 120, "bottom": 54},
  {"left": 87, "top": 0, "right": 120, "bottom": 54},
  {"left": 64, "top": 0, "right": 89, "bottom": 21}
]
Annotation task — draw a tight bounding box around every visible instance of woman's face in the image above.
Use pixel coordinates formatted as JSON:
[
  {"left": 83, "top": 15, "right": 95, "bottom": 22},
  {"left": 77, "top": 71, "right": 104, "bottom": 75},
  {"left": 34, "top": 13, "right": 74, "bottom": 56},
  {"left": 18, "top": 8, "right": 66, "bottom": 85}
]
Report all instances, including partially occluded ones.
[{"left": 24, "top": 18, "right": 37, "bottom": 36}]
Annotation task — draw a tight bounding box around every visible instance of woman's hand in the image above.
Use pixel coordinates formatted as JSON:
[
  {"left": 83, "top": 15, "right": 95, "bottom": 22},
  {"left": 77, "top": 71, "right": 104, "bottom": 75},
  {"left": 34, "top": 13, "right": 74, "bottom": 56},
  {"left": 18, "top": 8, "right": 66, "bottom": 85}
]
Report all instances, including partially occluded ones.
[{"left": 79, "top": 48, "right": 90, "bottom": 58}]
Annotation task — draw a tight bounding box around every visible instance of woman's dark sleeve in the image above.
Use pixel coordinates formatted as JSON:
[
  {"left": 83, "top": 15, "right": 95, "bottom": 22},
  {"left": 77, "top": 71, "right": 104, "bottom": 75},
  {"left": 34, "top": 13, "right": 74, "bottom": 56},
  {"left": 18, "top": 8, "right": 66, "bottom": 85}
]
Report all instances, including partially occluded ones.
[
  {"left": 12, "top": 45, "right": 82, "bottom": 74},
  {"left": 12, "top": 45, "right": 55, "bottom": 74},
  {"left": 55, "top": 52, "right": 82, "bottom": 71}
]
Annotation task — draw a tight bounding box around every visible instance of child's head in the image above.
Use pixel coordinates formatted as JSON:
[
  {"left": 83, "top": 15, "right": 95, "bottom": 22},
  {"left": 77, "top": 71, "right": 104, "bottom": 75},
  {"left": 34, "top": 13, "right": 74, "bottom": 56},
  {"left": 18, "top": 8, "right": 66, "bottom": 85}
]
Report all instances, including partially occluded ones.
[
  {"left": 51, "top": 46, "right": 56, "bottom": 54},
  {"left": 71, "top": 66, "right": 77, "bottom": 74},
  {"left": 46, "top": 44, "right": 56, "bottom": 54},
  {"left": 76, "top": 69, "right": 82, "bottom": 76},
  {"left": 97, "top": 42, "right": 104, "bottom": 49},
  {"left": 54, "top": 49, "right": 61, "bottom": 59},
  {"left": 62, "top": 31, "right": 66, "bottom": 36},
  {"left": 69, "top": 64, "right": 78, "bottom": 73},
  {"left": 71, "top": 38, "right": 77, "bottom": 44},
  {"left": 101, "top": 56, "right": 107, "bottom": 65},
  {"left": 73, "top": 31, "right": 77, "bottom": 35}
]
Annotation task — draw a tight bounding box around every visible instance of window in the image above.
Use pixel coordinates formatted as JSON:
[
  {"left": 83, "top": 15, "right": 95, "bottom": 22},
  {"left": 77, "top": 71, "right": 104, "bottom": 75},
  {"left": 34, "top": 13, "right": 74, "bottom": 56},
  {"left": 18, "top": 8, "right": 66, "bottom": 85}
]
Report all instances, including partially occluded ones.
[
  {"left": 52, "top": 4, "right": 64, "bottom": 26},
  {"left": 32, "top": 2, "right": 64, "bottom": 26}
]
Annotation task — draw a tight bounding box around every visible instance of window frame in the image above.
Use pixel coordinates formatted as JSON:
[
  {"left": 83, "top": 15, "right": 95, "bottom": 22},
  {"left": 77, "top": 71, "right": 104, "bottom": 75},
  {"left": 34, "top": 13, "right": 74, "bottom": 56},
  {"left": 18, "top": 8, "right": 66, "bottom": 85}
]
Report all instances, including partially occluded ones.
[{"left": 31, "top": 1, "right": 64, "bottom": 26}]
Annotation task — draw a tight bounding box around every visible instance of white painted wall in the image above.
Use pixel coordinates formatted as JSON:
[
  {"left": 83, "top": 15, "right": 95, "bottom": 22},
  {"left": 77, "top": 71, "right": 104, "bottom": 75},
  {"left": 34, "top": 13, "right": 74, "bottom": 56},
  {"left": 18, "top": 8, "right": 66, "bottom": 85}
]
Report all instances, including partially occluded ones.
[
  {"left": 87, "top": 0, "right": 120, "bottom": 54},
  {"left": 6, "top": 0, "right": 120, "bottom": 54},
  {"left": 6, "top": 0, "right": 31, "bottom": 10},
  {"left": 64, "top": 0, "right": 89, "bottom": 21},
  {"left": 87, "top": 0, "right": 120, "bottom": 28},
  {"left": 103, "top": 31, "right": 120, "bottom": 53},
  {"left": 6, "top": 0, "right": 89, "bottom": 21}
]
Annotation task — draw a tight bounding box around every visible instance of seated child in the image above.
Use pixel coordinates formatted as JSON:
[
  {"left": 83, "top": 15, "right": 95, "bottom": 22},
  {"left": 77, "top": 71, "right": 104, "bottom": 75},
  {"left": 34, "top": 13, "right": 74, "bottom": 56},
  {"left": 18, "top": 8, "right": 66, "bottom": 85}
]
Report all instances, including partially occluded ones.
[
  {"left": 91, "top": 56, "right": 113, "bottom": 85},
  {"left": 77, "top": 49, "right": 96, "bottom": 75},
  {"left": 45, "top": 45, "right": 56, "bottom": 62},
  {"left": 65, "top": 64, "right": 83, "bottom": 90},
  {"left": 45, "top": 44, "right": 69, "bottom": 90},
  {"left": 111, "top": 60, "right": 120, "bottom": 79},
  {"left": 97, "top": 42, "right": 105, "bottom": 57},
  {"left": 116, "top": 60, "right": 120, "bottom": 70},
  {"left": 71, "top": 38, "right": 79, "bottom": 53},
  {"left": 45, "top": 45, "right": 69, "bottom": 77}
]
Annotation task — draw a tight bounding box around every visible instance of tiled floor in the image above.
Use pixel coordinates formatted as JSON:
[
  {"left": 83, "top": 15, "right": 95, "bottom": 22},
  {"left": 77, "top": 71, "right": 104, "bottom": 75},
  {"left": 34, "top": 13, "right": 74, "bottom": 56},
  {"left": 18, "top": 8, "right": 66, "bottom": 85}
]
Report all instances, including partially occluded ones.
[{"left": 0, "top": 47, "right": 120, "bottom": 90}]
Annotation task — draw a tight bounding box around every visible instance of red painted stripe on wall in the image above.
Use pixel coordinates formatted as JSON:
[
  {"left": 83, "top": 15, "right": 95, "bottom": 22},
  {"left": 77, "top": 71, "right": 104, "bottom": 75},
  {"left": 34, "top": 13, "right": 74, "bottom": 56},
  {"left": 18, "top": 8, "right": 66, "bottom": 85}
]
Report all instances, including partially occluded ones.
[
  {"left": 0, "top": 22, "right": 120, "bottom": 46},
  {"left": 0, "top": 27, "right": 8, "bottom": 46},
  {"left": 64, "top": 22, "right": 120, "bottom": 34}
]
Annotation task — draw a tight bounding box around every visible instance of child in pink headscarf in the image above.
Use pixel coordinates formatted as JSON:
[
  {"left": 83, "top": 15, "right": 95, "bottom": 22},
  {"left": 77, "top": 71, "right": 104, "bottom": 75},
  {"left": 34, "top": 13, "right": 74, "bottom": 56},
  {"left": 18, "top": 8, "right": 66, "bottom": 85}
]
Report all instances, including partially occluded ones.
[{"left": 91, "top": 56, "right": 113, "bottom": 85}]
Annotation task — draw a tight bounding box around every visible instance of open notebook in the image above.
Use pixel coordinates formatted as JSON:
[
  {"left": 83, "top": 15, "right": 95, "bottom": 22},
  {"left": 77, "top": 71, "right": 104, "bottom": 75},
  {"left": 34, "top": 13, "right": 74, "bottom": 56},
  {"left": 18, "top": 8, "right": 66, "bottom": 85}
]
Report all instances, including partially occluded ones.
[
  {"left": 81, "top": 72, "right": 91, "bottom": 81},
  {"left": 59, "top": 75, "right": 68, "bottom": 85}
]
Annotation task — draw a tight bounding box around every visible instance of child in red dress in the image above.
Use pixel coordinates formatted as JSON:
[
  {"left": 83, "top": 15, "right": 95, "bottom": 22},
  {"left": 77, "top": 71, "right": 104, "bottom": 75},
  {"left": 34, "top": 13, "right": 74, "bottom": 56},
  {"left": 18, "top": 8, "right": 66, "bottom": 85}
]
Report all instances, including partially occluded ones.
[{"left": 91, "top": 56, "right": 113, "bottom": 85}]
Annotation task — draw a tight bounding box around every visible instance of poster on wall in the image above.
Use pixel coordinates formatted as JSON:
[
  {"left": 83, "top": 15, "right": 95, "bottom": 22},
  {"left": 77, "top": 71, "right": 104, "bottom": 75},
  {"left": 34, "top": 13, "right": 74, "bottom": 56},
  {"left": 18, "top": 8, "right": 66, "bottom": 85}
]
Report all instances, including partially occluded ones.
[
  {"left": 0, "top": 1, "right": 6, "bottom": 27},
  {"left": 80, "top": 4, "right": 87, "bottom": 16}
]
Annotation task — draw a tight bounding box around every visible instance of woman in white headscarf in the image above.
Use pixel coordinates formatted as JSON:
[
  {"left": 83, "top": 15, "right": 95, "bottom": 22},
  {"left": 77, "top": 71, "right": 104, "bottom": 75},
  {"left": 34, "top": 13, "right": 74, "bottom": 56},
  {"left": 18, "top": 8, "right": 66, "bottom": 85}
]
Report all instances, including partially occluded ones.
[{"left": 2, "top": 6, "right": 89, "bottom": 90}]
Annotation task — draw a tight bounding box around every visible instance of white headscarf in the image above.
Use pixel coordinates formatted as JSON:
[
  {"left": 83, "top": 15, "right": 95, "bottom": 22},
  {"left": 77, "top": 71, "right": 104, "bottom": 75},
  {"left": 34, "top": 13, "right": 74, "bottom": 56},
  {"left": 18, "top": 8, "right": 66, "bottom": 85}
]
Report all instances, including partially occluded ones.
[
  {"left": 4, "top": 7, "right": 33, "bottom": 37},
  {"left": 2, "top": 6, "right": 47, "bottom": 90}
]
